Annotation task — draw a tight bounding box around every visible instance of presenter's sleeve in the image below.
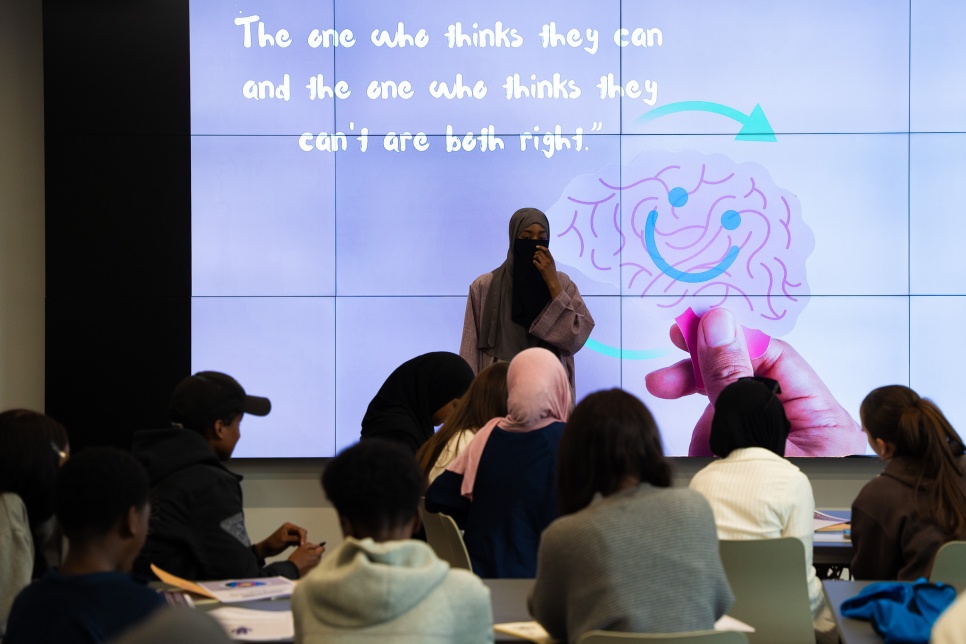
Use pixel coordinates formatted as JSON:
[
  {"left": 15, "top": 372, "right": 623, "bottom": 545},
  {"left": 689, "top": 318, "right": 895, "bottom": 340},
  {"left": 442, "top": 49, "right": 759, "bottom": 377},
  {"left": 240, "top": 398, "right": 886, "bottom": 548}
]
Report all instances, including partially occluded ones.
[
  {"left": 425, "top": 470, "right": 471, "bottom": 527},
  {"left": 460, "top": 275, "right": 490, "bottom": 375},
  {"left": 529, "top": 273, "right": 594, "bottom": 357}
]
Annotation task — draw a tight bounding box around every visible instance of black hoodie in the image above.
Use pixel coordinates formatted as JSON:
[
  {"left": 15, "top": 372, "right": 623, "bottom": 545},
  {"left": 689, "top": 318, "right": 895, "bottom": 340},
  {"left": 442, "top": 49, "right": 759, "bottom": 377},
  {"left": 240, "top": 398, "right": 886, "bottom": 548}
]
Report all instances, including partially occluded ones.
[{"left": 131, "top": 426, "right": 298, "bottom": 580}]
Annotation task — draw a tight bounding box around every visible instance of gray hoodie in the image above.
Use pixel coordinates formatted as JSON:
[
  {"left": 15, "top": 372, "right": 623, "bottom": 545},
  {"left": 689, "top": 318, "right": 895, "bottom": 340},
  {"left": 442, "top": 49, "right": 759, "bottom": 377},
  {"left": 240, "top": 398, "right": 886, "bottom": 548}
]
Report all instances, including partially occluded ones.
[{"left": 292, "top": 537, "right": 493, "bottom": 643}]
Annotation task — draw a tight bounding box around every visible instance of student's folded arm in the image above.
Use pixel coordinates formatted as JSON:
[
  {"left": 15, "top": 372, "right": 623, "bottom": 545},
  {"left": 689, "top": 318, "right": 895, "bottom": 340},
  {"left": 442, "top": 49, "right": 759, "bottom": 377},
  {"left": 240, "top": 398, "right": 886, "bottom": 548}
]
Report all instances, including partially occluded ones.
[{"left": 424, "top": 470, "right": 471, "bottom": 527}]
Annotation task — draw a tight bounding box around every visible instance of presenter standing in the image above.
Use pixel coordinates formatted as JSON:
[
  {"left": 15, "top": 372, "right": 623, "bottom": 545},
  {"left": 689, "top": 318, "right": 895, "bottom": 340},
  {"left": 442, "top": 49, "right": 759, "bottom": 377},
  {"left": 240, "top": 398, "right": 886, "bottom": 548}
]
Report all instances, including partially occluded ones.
[{"left": 460, "top": 207, "right": 594, "bottom": 393}]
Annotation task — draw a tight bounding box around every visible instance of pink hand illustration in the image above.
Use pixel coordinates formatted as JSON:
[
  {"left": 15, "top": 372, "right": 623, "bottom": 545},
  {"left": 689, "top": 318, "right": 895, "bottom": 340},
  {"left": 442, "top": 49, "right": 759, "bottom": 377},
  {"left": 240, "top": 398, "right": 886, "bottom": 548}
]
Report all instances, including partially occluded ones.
[{"left": 645, "top": 308, "right": 867, "bottom": 456}]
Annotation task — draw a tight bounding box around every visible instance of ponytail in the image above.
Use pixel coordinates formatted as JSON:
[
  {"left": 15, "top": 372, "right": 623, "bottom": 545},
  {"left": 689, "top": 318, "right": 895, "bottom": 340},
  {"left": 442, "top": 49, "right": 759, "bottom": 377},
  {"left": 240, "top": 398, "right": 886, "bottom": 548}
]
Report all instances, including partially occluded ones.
[{"left": 862, "top": 385, "right": 966, "bottom": 538}]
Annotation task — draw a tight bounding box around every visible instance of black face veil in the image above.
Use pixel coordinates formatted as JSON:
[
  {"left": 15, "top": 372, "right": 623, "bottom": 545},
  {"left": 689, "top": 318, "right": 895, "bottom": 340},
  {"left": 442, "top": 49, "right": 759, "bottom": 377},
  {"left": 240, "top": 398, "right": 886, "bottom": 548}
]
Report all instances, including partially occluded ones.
[{"left": 478, "top": 207, "right": 555, "bottom": 361}]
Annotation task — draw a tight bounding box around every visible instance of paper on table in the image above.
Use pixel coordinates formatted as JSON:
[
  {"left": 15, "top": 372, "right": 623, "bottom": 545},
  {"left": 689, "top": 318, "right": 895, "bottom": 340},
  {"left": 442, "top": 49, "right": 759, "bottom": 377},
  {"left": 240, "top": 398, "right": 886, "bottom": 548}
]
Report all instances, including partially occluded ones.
[
  {"left": 715, "top": 615, "right": 755, "bottom": 632},
  {"left": 494, "top": 618, "right": 752, "bottom": 640},
  {"left": 150, "top": 564, "right": 296, "bottom": 603},
  {"left": 208, "top": 606, "right": 294, "bottom": 642},
  {"left": 197, "top": 577, "right": 296, "bottom": 603},
  {"left": 813, "top": 510, "right": 850, "bottom": 532},
  {"left": 493, "top": 621, "right": 556, "bottom": 643},
  {"left": 151, "top": 564, "right": 217, "bottom": 599}
]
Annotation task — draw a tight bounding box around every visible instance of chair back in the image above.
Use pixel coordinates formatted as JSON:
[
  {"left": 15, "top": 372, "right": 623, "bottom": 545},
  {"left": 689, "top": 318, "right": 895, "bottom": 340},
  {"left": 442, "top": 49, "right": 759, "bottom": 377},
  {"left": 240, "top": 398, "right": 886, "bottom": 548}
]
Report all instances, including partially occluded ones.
[
  {"left": 420, "top": 505, "right": 472, "bottom": 570},
  {"left": 577, "top": 630, "right": 748, "bottom": 643},
  {"left": 718, "top": 538, "right": 814, "bottom": 644},
  {"left": 930, "top": 540, "right": 966, "bottom": 592}
]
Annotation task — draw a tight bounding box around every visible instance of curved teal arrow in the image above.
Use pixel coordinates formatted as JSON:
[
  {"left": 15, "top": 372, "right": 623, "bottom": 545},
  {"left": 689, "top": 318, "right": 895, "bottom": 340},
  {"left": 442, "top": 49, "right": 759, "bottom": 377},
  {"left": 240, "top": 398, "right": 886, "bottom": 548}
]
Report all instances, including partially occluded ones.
[
  {"left": 636, "top": 101, "right": 776, "bottom": 142},
  {"left": 584, "top": 337, "right": 670, "bottom": 361}
]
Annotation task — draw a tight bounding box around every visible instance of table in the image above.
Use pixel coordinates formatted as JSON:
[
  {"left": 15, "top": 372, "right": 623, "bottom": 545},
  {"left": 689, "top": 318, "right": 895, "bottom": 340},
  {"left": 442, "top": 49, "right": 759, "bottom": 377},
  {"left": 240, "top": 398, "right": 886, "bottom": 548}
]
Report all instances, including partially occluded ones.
[
  {"left": 814, "top": 509, "right": 854, "bottom": 575},
  {"left": 190, "top": 578, "right": 536, "bottom": 642},
  {"left": 814, "top": 532, "right": 853, "bottom": 567},
  {"left": 485, "top": 578, "right": 536, "bottom": 642},
  {"left": 822, "top": 579, "right": 879, "bottom": 644}
]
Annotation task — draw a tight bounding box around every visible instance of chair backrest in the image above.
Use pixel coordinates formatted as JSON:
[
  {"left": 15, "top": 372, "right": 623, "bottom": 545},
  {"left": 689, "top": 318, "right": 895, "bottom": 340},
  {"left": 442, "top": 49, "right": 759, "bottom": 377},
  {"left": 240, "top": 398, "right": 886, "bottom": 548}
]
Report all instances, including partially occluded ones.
[
  {"left": 930, "top": 540, "right": 966, "bottom": 592},
  {"left": 577, "top": 630, "right": 748, "bottom": 643},
  {"left": 420, "top": 505, "right": 472, "bottom": 570},
  {"left": 718, "top": 538, "right": 814, "bottom": 644}
]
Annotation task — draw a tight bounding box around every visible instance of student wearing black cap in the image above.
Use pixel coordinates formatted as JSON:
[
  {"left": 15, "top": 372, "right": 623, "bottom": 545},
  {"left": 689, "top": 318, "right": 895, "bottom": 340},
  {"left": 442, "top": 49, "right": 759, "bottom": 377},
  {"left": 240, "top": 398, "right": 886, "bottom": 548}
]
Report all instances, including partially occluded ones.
[{"left": 131, "top": 371, "right": 324, "bottom": 581}]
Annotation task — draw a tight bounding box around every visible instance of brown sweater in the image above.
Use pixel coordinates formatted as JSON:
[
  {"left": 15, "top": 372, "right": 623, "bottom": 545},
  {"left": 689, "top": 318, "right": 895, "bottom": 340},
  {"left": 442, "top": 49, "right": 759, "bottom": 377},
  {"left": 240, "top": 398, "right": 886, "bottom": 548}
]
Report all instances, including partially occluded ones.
[{"left": 851, "top": 456, "right": 965, "bottom": 580}]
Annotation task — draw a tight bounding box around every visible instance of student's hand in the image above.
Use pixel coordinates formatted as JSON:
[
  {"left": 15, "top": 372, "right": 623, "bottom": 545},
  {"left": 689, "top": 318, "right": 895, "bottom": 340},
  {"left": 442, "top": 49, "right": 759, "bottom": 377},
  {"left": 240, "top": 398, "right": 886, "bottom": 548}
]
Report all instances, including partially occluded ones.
[
  {"left": 534, "top": 245, "right": 562, "bottom": 299},
  {"left": 644, "top": 307, "right": 867, "bottom": 456},
  {"left": 254, "top": 522, "right": 308, "bottom": 559},
  {"left": 288, "top": 542, "right": 325, "bottom": 578}
]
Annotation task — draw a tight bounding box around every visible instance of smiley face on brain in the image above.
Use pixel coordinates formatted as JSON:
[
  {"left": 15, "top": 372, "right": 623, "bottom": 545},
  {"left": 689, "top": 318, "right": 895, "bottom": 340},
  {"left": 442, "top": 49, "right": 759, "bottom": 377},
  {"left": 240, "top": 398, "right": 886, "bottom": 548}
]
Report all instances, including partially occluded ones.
[{"left": 548, "top": 150, "right": 814, "bottom": 347}]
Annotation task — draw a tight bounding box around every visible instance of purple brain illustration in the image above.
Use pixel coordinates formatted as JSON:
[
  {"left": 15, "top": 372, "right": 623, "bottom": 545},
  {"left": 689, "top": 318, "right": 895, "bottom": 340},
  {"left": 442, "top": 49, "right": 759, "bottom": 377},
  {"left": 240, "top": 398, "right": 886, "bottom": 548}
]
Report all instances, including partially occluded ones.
[{"left": 547, "top": 150, "right": 814, "bottom": 338}]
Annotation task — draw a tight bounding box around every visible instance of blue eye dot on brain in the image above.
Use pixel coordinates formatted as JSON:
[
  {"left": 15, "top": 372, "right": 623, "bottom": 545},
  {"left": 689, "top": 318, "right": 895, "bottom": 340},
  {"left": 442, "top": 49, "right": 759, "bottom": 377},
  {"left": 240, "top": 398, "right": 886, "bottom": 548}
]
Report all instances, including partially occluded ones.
[
  {"left": 668, "top": 186, "right": 689, "bottom": 207},
  {"left": 721, "top": 209, "right": 741, "bottom": 230},
  {"left": 666, "top": 186, "right": 741, "bottom": 232}
]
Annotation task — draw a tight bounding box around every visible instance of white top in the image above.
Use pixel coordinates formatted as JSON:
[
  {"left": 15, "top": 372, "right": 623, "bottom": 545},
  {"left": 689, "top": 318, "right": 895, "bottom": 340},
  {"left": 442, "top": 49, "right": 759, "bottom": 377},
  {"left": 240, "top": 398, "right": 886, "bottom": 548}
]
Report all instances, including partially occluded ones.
[
  {"left": 932, "top": 590, "right": 966, "bottom": 644},
  {"left": 0, "top": 493, "right": 34, "bottom": 637},
  {"left": 689, "top": 447, "right": 824, "bottom": 617},
  {"left": 428, "top": 429, "right": 475, "bottom": 484}
]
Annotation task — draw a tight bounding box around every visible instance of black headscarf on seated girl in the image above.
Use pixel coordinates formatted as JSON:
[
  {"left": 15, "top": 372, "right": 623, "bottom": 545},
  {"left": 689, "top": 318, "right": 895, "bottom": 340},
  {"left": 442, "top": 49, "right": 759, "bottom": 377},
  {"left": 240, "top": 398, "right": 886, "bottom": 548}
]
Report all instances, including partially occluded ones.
[
  {"left": 709, "top": 377, "right": 791, "bottom": 458},
  {"left": 360, "top": 351, "right": 475, "bottom": 454}
]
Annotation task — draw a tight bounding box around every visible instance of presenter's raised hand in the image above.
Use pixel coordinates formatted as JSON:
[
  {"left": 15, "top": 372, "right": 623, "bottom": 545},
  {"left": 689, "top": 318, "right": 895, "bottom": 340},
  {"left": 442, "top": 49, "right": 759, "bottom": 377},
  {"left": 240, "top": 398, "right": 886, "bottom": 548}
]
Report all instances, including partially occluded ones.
[
  {"left": 254, "top": 522, "right": 308, "bottom": 559},
  {"left": 644, "top": 307, "right": 866, "bottom": 456},
  {"left": 288, "top": 541, "right": 325, "bottom": 578},
  {"left": 534, "top": 245, "right": 562, "bottom": 299}
]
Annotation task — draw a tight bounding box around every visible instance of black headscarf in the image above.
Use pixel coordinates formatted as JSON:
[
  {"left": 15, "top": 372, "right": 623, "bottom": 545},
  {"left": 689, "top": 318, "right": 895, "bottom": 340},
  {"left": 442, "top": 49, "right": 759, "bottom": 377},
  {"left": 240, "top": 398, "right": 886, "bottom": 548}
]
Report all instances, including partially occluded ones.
[
  {"left": 478, "top": 207, "right": 554, "bottom": 361},
  {"left": 360, "top": 352, "right": 474, "bottom": 454},
  {"left": 710, "top": 378, "right": 791, "bottom": 458}
]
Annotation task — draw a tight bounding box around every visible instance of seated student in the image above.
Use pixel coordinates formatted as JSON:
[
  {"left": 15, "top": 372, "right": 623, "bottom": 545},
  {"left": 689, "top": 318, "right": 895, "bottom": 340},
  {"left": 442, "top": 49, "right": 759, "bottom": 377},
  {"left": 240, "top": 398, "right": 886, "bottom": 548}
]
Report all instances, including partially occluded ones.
[
  {"left": 291, "top": 440, "right": 493, "bottom": 643},
  {"left": 688, "top": 377, "right": 837, "bottom": 643},
  {"left": 425, "top": 347, "right": 569, "bottom": 578},
  {"left": 0, "top": 409, "right": 69, "bottom": 637},
  {"left": 132, "top": 371, "right": 324, "bottom": 581},
  {"left": 415, "top": 361, "right": 509, "bottom": 486},
  {"left": 360, "top": 351, "right": 475, "bottom": 454},
  {"left": 528, "top": 389, "right": 732, "bottom": 643},
  {"left": 851, "top": 385, "right": 966, "bottom": 580},
  {"left": 5, "top": 448, "right": 165, "bottom": 643}
]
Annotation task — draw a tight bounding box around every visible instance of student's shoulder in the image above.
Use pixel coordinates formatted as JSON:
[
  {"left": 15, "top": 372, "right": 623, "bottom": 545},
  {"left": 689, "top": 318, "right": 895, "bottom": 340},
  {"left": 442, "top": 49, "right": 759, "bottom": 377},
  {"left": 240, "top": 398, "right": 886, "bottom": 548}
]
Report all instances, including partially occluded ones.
[
  {"left": 157, "top": 460, "right": 238, "bottom": 493},
  {"left": 638, "top": 486, "right": 715, "bottom": 525},
  {"left": 442, "top": 568, "right": 491, "bottom": 601},
  {"left": 668, "top": 486, "right": 716, "bottom": 511},
  {"left": 540, "top": 505, "right": 607, "bottom": 548},
  {"left": 7, "top": 576, "right": 75, "bottom": 633},
  {"left": 857, "top": 466, "right": 906, "bottom": 496}
]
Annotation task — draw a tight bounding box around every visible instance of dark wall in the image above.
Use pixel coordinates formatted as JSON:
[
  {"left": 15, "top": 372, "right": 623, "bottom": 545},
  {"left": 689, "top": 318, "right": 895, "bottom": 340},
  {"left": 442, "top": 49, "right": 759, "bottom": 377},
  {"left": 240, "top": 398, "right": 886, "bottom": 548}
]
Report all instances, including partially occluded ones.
[{"left": 44, "top": 0, "right": 192, "bottom": 450}]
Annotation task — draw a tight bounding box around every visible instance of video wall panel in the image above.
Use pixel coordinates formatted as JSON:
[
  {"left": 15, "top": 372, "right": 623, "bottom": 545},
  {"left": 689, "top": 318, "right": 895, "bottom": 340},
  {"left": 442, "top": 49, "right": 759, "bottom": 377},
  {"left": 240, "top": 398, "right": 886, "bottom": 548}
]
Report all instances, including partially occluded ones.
[{"left": 189, "top": 0, "right": 963, "bottom": 456}]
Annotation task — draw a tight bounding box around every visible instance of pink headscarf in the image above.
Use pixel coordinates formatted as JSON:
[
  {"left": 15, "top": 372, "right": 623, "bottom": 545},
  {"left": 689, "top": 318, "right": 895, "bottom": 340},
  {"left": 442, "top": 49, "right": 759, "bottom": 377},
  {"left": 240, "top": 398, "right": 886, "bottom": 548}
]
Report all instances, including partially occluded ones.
[{"left": 446, "top": 347, "right": 571, "bottom": 499}]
